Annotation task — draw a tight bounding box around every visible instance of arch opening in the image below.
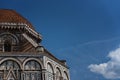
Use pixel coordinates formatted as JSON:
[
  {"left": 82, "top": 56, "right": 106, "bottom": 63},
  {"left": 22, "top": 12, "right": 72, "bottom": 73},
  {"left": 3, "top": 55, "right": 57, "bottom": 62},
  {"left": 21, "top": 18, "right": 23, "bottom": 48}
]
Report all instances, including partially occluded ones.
[
  {"left": 56, "top": 67, "right": 62, "bottom": 80},
  {"left": 47, "top": 63, "right": 54, "bottom": 80},
  {"left": 0, "top": 60, "right": 21, "bottom": 80},
  {"left": 4, "top": 40, "right": 11, "bottom": 52},
  {"left": 24, "top": 60, "right": 42, "bottom": 80},
  {"left": 64, "top": 71, "right": 69, "bottom": 80}
]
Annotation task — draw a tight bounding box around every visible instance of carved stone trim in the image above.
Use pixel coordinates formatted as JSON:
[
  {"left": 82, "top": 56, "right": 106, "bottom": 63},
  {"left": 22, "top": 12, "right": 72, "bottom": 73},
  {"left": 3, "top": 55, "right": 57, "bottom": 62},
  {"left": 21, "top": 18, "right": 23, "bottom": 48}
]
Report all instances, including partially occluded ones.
[{"left": 0, "top": 22, "right": 42, "bottom": 40}]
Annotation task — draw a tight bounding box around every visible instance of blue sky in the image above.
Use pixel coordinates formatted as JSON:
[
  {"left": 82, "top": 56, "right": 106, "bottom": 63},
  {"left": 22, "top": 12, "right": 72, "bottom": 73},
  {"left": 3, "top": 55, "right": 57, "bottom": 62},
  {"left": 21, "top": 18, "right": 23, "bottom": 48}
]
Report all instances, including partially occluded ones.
[{"left": 1, "top": 0, "right": 120, "bottom": 80}]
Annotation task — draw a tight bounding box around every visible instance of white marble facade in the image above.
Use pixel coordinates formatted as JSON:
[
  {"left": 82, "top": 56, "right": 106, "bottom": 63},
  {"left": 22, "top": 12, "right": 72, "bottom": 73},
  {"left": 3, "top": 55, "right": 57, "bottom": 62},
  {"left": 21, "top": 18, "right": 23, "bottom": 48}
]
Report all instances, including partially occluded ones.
[{"left": 0, "top": 54, "right": 70, "bottom": 80}]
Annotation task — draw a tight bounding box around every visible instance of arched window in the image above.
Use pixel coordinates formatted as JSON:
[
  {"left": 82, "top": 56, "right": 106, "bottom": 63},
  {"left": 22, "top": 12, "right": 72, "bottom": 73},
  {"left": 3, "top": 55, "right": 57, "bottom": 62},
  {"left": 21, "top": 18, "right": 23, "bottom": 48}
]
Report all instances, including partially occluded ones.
[
  {"left": 0, "top": 33, "right": 19, "bottom": 52},
  {"left": 63, "top": 71, "right": 69, "bottom": 80},
  {"left": 4, "top": 41, "right": 11, "bottom": 52},
  {"left": 56, "top": 67, "right": 62, "bottom": 80},
  {"left": 0, "top": 60, "right": 21, "bottom": 80},
  {"left": 24, "top": 60, "right": 42, "bottom": 80},
  {"left": 47, "top": 63, "right": 54, "bottom": 80}
]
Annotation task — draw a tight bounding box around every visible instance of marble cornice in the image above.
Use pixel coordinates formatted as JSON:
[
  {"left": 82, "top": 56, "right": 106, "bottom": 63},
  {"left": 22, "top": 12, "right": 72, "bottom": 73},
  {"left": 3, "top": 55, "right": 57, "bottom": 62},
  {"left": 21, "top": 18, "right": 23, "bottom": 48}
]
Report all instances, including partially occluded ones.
[{"left": 0, "top": 22, "right": 42, "bottom": 40}]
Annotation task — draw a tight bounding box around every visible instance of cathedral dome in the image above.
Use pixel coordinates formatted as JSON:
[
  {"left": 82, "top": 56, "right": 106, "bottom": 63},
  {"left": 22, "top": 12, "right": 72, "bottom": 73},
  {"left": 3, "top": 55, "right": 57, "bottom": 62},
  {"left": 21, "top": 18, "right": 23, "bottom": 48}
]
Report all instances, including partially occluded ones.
[{"left": 0, "top": 9, "right": 34, "bottom": 29}]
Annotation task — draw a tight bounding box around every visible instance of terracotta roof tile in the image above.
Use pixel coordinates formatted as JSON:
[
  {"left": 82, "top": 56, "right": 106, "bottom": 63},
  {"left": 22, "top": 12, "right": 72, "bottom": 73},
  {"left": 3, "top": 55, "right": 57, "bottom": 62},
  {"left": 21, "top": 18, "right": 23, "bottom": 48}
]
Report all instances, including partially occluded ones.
[{"left": 0, "top": 9, "right": 34, "bottom": 29}]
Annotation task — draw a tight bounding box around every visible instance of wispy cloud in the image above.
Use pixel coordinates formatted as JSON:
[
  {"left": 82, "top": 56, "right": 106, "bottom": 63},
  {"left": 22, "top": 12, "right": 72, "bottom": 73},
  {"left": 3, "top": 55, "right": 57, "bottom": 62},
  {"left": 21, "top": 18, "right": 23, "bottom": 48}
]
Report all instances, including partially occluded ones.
[
  {"left": 79, "top": 37, "right": 120, "bottom": 47},
  {"left": 88, "top": 47, "right": 120, "bottom": 79},
  {"left": 56, "top": 37, "right": 120, "bottom": 52}
]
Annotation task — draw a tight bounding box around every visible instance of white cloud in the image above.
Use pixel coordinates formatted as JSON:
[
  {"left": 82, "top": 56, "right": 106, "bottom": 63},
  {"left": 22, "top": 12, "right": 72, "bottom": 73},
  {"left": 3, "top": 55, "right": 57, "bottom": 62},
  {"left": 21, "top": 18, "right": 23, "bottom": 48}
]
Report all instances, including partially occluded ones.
[{"left": 88, "top": 47, "right": 120, "bottom": 79}]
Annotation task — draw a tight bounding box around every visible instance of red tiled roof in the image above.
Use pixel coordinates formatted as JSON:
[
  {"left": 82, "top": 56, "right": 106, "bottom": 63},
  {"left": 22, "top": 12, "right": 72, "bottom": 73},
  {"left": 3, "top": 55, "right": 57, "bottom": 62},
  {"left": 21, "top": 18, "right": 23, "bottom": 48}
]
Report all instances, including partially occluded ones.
[{"left": 0, "top": 9, "right": 34, "bottom": 29}]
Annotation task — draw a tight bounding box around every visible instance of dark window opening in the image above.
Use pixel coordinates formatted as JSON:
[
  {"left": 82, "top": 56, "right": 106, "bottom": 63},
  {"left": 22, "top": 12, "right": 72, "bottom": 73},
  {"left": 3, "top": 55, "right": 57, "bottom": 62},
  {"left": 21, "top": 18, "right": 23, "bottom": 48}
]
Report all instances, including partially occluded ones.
[{"left": 4, "top": 41, "right": 11, "bottom": 52}]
